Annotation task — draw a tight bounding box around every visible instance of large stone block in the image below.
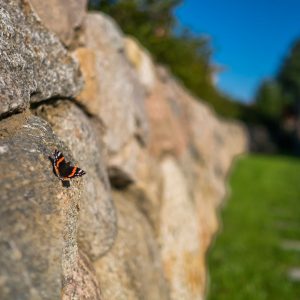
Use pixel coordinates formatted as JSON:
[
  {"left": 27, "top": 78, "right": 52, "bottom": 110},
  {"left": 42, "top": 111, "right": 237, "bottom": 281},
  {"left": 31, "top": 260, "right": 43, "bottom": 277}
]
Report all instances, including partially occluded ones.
[
  {"left": 124, "top": 36, "right": 157, "bottom": 93},
  {"left": 29, "top": 0, "right": 87, "bottom": 46},
  {"left": 82, "top": 12, "right": 124, "bottom": 51},
  {"left": 145, "top": 68, "right": 191, "bottom": 158},
  {"left": 94, "top": 192, "right": 170, "bottom": 300},
  {"left": 159, "top": 157, "right": 204, "bottom": 300},
  {"left": 36, "top": 100, "right": 117, "bottom": 260},
  {"left": 0, "top": 113, "right": 82, "bottom": 299},
  {"left": 0, "top": 0, "right": 83, "bottom": 118},
  {"left": 73, "top": 12, "right": 149, "bottom": 185},
  {"left": 74, "top": 13, "right": 148, "bottom": 154}
]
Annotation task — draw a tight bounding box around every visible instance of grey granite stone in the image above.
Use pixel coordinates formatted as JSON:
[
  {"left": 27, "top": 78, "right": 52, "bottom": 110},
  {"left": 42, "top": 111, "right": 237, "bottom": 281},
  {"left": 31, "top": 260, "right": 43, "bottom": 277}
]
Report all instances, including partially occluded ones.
[
  {"left": 0, "top": 112, "right": 83, "bottom": 299},
  {"left": 0, "top": 0, "right": 83, "bottom": 118}
]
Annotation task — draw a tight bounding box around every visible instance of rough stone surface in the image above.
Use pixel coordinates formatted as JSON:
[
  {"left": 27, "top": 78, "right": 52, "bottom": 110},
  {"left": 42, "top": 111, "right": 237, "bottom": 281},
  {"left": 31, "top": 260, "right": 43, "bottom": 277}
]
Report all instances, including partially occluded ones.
[
  {"left": 75, "top": 13, "right": 148, "bottom": 153},
  {"left": 124, "top": 36, "right": 157, "bottom": 92},
  {"left": 0, "top": 113, "right": 82, "bottom": 300},
  {"left": 29, "top": 0, "right": 87, "bottom": 46},
  {"left": 107, "top": 137, "right": 146, "bottom": 188},
  {"left": 62, "top": 249, "right": 102, "bottom": 299},
  {"left": 82, "top": 12, "right": 124, "bottom": 52},
  {"left": 145, "top": 78, "right": 190, "bottom": 158},
  {"left": 0, "top": 3, "right": 248, "bottom": 299},
  {"left": 73, "top": 13, "right": 149, "bottom": 184},
  {"left": 36, "top": 100, "right": 117, "bottom": 260},
  {"left": 117, "top": 152, "right": 163, "bottom": 233},
  {"left": 159, "top": 157, "right": 204, "bottom": 300},
  {"left": 0, "top": 0, "right": 83, "bottom": 118},
  {"left": 94, "top": 192, "right": 170, "bottom": 300}
]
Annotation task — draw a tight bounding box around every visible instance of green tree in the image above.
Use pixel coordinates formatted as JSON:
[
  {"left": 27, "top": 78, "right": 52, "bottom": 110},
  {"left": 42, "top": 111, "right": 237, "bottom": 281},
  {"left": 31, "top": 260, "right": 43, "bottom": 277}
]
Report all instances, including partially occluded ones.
[
  {"left": 89, "top": 0, "right": 181, "bottom": 38},
  {"left": 253, "top": 38, "right": 300, "bottom": 153},
  {"left": 255, "top": 79, "right": 284, "bottom": 120},
  {"left": 255, "top": 38, "right": 300, "bottom": 120},
  {"left": 277, "top": 39, "right": 300, "bottom": 110},
  {"left": 88, "top": 0, "right": 244, "bottom": 119}
]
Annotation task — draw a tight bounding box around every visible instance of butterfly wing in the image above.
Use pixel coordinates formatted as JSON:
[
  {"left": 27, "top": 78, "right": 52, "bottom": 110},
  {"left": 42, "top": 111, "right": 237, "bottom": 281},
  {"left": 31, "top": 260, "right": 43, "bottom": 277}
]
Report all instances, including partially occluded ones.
[
  {"left": 52, "top": 149, "right": 86, "bottom": 180},
  {"left": 69, "top": 167, "right": 86, "bottom": 178},
  {"left": 53, "top": 149, "right": 67, "bottom": 178}
]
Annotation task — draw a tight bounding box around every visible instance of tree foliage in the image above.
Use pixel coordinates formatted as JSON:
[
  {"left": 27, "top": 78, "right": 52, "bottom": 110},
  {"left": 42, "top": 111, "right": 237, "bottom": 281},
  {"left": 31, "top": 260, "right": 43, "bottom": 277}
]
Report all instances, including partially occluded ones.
[
  {"left": 88, "top": 0, "right": 244, "bottom": 119},
  {"left": 254, "top": 38, "right": 300, "bottom": 153},
  {"left": 277, "top": 39, "right": 300, "bottom": 110},
  {"left": 255, "top": 38, "right": 300, "bottom": 121},
  {"left": 255, "top": 80, "right": 284, "bottom": 120}
]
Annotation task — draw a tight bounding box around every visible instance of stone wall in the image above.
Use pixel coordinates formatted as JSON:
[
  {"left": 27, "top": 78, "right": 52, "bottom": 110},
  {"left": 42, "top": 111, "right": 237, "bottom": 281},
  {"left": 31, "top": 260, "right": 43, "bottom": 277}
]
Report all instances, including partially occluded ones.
[{"left": 0, "top": 1, "right": 248, "bottom": 299}]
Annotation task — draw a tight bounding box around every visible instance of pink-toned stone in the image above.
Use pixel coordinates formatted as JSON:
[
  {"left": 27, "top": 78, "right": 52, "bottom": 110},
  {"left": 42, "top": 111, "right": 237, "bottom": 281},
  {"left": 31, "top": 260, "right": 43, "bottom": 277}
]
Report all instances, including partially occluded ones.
[
  {"left": 159, "top": 157, "right": 205, "bottom": 299},
  {"left": 94, "top": 192, "right": 170, "bottom": 300},
  {"left": 62, "top": 250, "right": 101, "bottom": 300},
  {"left": 145, "top": 80, "right": 189, "bottom": 158}
]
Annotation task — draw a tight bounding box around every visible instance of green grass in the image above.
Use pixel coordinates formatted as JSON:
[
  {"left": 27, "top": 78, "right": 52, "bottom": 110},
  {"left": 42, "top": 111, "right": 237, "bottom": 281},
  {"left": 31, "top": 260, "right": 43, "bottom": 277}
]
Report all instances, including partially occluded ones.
[{"left": 207, "top": 155, "right": 300, "bottom": 300}]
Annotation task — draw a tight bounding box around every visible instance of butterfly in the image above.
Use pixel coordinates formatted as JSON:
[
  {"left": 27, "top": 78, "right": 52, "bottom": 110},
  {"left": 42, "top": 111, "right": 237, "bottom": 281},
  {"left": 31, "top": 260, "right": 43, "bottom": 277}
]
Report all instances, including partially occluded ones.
[{"left": 51, "top": 149, "right": 86, "bottom": 181}]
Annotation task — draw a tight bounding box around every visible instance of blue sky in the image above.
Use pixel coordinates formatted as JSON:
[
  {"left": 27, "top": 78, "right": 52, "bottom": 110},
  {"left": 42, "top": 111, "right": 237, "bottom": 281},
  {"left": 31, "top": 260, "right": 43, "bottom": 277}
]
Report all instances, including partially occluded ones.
[{"left": 175, "top": 0, "right": 300, "bottom": 103}]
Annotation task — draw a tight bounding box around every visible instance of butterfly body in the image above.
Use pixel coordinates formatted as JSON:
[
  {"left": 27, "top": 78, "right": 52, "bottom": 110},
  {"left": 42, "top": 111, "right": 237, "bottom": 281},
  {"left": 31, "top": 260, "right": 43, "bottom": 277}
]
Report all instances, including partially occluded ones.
[{"left": 51, "top": 149, "right": 86, "bottom": 181}]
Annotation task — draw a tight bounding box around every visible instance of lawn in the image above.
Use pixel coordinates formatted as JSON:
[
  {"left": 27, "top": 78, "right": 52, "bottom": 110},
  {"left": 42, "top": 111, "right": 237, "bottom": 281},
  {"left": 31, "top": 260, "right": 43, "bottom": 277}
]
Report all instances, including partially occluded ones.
[{"left": 207, "top": 155, "right": 300, "bottom": 300}]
